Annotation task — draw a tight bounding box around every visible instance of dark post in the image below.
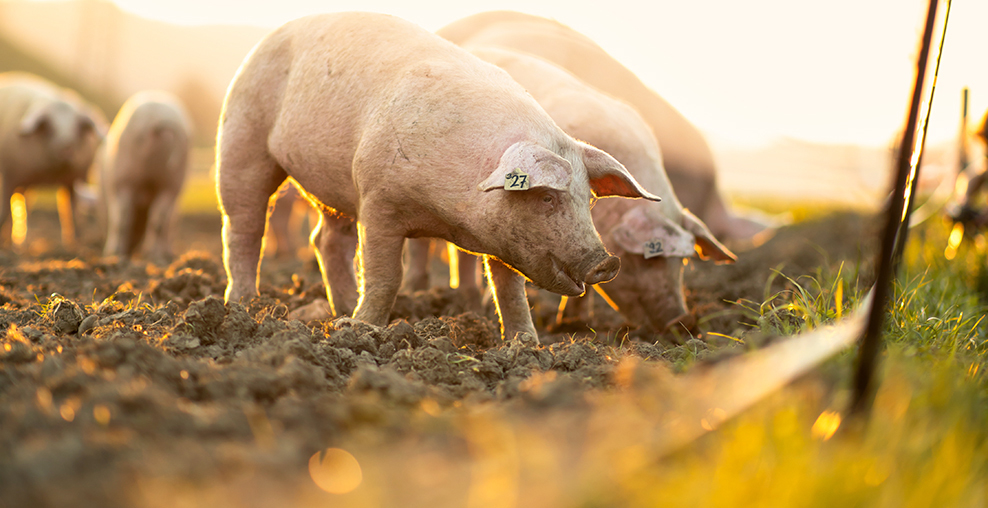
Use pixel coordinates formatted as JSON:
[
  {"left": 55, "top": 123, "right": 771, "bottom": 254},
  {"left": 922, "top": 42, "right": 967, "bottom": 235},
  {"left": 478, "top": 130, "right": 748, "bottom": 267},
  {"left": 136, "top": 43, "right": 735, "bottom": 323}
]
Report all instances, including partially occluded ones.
[
  {"left": 960, "top": 87, "right": 969, "bottom": 174},
  {"left": 850, "top": 0, "right": 943, "bottom": 417}
]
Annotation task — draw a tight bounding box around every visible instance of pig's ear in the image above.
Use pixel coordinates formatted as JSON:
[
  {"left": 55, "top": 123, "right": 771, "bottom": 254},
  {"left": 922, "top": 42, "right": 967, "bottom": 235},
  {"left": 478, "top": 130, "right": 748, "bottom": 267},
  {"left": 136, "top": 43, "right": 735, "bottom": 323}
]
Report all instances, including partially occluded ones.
[
  {"left": 580, "top": 142, "right": 661, "bottom": 202},
  {"left": 19, "top": 107, "right": 50, "bottom": 135},
  {"left": 478, "top": 141, "right": 572, "bottom": 192},
  {"left": 610, "top": 206, "right": 695, "bottom": 257},
  {"left": 79, "top": 108, "right": 108, "bottom": 139},
  {"left": 682, "top": 209, "right": 736, "bottom": 263}
]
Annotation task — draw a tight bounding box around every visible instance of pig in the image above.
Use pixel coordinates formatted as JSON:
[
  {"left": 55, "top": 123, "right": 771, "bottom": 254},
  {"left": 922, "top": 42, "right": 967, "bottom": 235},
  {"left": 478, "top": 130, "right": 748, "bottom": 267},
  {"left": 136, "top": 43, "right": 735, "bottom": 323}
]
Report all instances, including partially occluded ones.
[
  {"left": 454, "top": 46, "right": 736, "bottom": 334},
  {"left": 101, "top": 91, "right": 191, "bottom": 262},
  {"left": 437, "top": 11, "right": 770, "bottom": 243},
  {"left": 216, "top": 12, "right": 660, "bottom": 342},
  {"left": 0, "top": 72, "right": 104, "bottom": 246}
]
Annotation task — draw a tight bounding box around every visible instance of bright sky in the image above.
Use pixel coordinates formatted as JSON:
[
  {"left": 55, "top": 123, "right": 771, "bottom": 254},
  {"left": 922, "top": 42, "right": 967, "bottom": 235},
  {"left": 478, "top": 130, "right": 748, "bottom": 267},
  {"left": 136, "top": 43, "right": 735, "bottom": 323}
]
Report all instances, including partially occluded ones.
[{"left": 107, "top": 0, "right": 986, "bottom": 149}]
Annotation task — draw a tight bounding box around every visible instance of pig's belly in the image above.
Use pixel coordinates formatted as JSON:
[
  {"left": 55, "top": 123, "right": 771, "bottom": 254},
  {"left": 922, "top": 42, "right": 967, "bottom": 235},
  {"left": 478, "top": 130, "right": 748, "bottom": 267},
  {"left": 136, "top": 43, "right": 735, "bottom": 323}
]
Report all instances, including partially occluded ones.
[{"left": 272, "top": 147, "right": 359, "bottom": 218}]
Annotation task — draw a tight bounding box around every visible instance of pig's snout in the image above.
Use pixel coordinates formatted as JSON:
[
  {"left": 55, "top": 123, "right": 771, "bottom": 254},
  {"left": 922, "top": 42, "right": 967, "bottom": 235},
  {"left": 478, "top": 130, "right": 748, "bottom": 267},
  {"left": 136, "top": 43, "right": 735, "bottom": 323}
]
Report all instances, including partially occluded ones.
[{"left": 584, "top": 255, "right": 620, "bottom": 285}]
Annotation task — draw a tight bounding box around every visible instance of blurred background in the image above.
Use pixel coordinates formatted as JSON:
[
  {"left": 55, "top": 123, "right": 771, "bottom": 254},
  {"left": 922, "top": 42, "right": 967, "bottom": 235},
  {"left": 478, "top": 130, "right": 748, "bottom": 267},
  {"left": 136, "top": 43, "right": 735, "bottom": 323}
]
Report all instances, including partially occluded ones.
[{"left": 0, "top": 0, "right": 983, "bottom": 207}]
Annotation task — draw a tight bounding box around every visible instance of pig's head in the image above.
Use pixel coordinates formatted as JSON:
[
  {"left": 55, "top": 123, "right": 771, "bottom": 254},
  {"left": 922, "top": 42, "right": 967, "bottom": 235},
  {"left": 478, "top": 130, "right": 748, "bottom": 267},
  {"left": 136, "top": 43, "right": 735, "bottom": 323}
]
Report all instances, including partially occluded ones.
[
  {"left": 19, "top": 99, "right": 103, "bottom": 171},
  {"left": 602, "top": 205, "right": 736, "bottom": 334},
  {"left": 476, "top": 140, "right": 660, "bottom": 296}
]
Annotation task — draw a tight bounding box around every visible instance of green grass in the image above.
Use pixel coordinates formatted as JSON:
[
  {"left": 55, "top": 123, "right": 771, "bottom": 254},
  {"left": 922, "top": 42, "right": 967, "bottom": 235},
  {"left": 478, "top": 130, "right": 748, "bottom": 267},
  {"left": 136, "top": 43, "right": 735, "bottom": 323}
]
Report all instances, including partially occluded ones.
[{"left": 604, "top": 215, "right": 988, "bottom": 507}]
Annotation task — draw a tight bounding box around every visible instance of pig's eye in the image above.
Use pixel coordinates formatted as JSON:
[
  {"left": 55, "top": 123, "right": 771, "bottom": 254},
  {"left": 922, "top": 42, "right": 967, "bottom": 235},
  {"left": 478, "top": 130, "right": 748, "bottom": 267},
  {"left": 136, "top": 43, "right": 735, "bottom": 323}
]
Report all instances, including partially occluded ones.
[{"left": 539, "top": 192, "right": 558, "bottom": 210}]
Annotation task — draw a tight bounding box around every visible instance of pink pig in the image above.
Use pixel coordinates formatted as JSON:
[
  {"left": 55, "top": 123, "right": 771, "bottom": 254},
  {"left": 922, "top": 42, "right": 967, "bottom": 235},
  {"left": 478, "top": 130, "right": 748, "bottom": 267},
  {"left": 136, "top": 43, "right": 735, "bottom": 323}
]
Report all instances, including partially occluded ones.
[
  {"left": 216, "top": 13, "right": 660, "bottom": 341},
  {"left": 438, "top": 11, "right": 769, "bottom": 242},
  {"left": 0, "top": 72, "right": 104, "bottom": 246},
  {"left": 101, "top": 91, "right": 191, "bottom": 262},
  {"left": 454, "top": 46, "right": 736, "bottom": 334}
]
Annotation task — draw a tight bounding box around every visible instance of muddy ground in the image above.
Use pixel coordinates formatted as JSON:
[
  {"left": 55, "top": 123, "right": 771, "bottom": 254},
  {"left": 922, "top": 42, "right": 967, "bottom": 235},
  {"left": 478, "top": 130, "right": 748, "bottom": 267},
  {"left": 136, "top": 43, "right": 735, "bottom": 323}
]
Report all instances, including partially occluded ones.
[{"left": 0, "top": 207, "right": 876, "bottom": 507}]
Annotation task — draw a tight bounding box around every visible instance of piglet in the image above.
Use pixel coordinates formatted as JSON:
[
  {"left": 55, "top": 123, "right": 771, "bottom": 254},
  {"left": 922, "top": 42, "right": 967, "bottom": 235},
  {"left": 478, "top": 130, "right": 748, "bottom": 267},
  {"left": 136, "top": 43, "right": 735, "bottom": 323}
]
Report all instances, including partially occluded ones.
[
  {"left": 0, "top": 72, "right": 104, "bottom": 246},
  {"left": 216, "top": 12, "right": 660, "bottom": 342},
  {"left": 101, "top": 91, "right": 191, "bottom": 262}
]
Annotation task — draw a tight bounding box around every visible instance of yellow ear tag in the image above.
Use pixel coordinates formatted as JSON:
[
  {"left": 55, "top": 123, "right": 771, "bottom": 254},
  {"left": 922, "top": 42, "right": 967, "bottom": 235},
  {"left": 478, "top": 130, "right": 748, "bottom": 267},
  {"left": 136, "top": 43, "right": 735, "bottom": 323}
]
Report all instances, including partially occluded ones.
[
  {"left": 644, "top": 239, "right": 664, "bottom": 259},
  {"left": 504, "top": 168, "right": 530, "bottom": 190}
]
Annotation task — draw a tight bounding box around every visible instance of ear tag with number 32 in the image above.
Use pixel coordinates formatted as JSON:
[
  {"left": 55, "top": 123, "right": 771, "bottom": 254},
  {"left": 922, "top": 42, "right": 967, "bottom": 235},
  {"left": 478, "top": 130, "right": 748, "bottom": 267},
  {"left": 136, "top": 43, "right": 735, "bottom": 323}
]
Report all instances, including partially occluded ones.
[
  {"left": 643, "top": 239, "right": 664, "bottom": 259},
  {"left": 504, "top": 168, "right": 530, "bottom": 191}
]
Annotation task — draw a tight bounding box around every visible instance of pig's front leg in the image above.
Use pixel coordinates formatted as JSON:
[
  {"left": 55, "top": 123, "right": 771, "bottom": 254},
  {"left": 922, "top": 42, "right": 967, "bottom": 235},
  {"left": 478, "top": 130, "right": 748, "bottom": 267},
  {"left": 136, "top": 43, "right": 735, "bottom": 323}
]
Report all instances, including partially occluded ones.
[
  {"left": 485, "top": 255, "right": 538, "bottom": 343},
  {"left": 312, "top": 211, "right": 359, "bottom": 317},
  {"left": 457, "top": 250, "right": 483, "bottom": 311},
  {"left": 350, "top": 221, "right": 404, "bottom": 327}
]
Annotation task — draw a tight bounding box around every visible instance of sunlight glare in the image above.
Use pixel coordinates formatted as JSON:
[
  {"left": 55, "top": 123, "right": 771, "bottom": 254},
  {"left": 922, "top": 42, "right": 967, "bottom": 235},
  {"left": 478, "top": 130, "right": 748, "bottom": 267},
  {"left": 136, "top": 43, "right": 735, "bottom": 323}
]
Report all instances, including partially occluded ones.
[
  {"left": 447, "top": 241, "right": 459, "bottom": 289},
  {"left": 811, "top": 410, "right": 841, "bottom": 440},
  {"left": 945, "top": 222, "right": 964, "bottom": 260},
  {"left": 10, "top": 193, "right": 27, "bottom": 246},
  {"left": 308, "top": 448, "right": 363, "bottom": 494}
]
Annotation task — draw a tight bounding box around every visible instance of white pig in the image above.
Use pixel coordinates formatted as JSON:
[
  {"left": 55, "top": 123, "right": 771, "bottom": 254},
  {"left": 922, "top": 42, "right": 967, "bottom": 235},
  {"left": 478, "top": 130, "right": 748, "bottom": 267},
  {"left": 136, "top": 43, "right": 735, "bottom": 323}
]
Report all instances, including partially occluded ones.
[
  {"left": 458, "top": 46, "right": 736, "bottom": 334},
  {"left": 0, "top": 72, "right": 104, "bottom": 246},
  {"left": 438, "top": 11, "right": 770, "bottom": 243},
  {"left": 216, "top": 13, "right": 660, "bottom": 342},
  {"left": 101, "top": 91, "right": 191, "bottom": 262}
]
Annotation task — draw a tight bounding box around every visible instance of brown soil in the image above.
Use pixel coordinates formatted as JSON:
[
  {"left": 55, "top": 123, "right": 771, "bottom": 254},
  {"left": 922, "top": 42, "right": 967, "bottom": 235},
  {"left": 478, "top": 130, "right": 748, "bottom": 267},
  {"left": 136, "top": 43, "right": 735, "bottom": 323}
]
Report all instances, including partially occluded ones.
[{"left": 0, "top": 208, "right": 876, "bottom": 507}]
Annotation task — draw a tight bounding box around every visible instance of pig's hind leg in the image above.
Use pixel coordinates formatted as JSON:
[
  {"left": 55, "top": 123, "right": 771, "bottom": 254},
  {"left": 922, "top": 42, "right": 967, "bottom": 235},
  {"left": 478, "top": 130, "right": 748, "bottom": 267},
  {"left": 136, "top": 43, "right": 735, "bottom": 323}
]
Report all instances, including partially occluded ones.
[
  {"left": 144, "top": 189, "right": 180, "bottom": 264},
  {"left": 311, "top": 211, "right": 359, "bottom": 317},
  {"left": 402, "top": 237, "right": 432, "bottom": 292},
  {"left": 0, "top": 181, "right": 14, "bottom": 246},
  {"left": 218, "top": 147, "right": 287, "bottom": 303},
  {"left": 103, "top": 187, "right": 136, "bottom": 258}
]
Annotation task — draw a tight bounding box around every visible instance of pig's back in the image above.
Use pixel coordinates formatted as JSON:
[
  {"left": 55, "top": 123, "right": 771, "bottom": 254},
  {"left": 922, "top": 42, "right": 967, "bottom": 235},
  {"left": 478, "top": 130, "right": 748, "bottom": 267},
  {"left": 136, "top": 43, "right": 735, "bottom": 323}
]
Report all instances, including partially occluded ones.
[
  {"left": 437, "top": 12, "right": 719, "bottom": 208},
  {"left": 229, "top": 12, "right": 554, "bottom": 218},
  {"left": 250, "top": 13, "right": 490, "bottom": 166},
  {"left": 107, "top": 92, "right": 190, "bottom": 186},
  {"left": 471, "top": 46, "right": 682, "bottom": 216}
]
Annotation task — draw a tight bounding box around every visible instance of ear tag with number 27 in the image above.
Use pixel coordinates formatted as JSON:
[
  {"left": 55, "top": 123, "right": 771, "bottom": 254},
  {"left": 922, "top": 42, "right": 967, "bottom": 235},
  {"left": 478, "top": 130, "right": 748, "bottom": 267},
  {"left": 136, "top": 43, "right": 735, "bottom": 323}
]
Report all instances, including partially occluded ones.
[
  {"left": 643, "top": 239, "right": 664, "bottom": 259},
  {"left": 504, "top": 168, "right": 530, "bottom": 191}
]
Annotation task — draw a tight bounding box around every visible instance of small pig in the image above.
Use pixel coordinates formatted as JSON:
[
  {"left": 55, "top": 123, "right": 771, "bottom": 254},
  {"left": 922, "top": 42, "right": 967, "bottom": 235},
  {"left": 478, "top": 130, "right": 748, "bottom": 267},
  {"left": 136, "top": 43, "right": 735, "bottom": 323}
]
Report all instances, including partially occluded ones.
[
  {"left": 0, "top": 72, "right": 104, "bottom": 246},
  {"left": 101, "top": 91, "right": 191, "bottom": 262},
  {"left": 216, "top": 13, "right": 660, "bottom": 341},
  {"left": 460, "top": 46, "right": 735, "bottom": 334},
  {"left": 438, "top": 11, "right": 769, "bottom": 243}
]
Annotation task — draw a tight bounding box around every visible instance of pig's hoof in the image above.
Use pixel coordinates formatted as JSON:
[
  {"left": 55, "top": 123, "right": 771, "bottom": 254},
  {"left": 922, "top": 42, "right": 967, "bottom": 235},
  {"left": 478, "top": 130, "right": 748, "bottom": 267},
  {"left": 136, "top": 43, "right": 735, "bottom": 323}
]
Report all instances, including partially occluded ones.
[
  {"left": 506, "top": 330, "right": 540, "bottom": 346},
  {"left": 288, "top": 300, "right": 333, "bottom": 322},
  {"left": 331, "top": 316, "right": 382, "bottom": 335}
]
